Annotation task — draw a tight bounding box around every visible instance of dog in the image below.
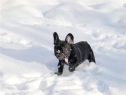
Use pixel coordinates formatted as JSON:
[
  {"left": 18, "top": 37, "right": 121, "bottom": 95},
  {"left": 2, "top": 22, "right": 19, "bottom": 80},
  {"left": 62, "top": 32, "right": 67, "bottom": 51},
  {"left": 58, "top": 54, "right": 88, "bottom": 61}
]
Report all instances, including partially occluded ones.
[{"left": 53, "top": 32, "right": 96, "bottom": 75}]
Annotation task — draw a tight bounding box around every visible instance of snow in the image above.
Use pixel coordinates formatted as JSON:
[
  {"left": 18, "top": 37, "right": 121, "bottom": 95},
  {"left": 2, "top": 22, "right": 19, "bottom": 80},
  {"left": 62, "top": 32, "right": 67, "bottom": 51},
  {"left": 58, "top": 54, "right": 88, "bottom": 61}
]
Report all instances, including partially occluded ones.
[{"left": 0, "top": 0, "right": 126, "bottom": 95}]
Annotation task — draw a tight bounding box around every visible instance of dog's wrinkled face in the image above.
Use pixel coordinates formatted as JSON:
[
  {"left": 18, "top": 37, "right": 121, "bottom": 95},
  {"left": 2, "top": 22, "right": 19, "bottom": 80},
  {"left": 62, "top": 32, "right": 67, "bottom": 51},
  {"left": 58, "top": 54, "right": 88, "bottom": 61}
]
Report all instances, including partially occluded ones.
[
  {"left": 53, "top": 32, "right": 74, "bottom": 60},
  {"left": 54, "top": 41, "right": 71, "bottom": 60}
]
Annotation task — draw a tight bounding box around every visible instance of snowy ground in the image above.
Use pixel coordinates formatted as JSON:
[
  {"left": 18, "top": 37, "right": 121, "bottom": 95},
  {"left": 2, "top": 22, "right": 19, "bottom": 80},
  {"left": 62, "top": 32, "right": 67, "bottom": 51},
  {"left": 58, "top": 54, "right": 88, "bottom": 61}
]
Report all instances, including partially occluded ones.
[{"left": 0, "top": 0, "right": 126, "bottom": 95}]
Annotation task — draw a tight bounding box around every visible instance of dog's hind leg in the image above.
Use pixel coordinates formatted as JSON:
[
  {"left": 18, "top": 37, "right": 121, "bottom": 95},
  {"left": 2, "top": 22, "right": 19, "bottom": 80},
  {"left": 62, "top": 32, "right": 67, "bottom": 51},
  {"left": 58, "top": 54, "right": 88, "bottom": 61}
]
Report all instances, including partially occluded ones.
[
  {"left": 86, "top": 42, "right": 96, "bottom": 63},
  {"left": 87, "top": 49, "right": 96, "bottom": 63}
]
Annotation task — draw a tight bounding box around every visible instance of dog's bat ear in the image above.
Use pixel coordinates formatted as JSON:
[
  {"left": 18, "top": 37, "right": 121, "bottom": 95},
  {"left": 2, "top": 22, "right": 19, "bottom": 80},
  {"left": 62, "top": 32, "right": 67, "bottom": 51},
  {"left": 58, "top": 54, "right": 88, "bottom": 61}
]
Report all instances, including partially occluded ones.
[
  {"left": 53, "top": 32, "right": 59, "bottom": 44},
  {"left": 65, "top": 33, "right": 74, "bottom": 44}
]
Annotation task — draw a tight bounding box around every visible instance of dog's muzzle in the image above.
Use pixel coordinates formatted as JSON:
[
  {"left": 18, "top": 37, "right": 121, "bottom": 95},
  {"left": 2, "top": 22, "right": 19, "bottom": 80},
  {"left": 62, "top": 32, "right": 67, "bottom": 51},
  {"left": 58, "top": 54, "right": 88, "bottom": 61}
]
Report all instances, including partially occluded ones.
[
  {"left": 56, "top": 54, "right": 64, "bottom": 60},
  {"left": 56, "top": 50, "right": 65, "bottom": 60}
]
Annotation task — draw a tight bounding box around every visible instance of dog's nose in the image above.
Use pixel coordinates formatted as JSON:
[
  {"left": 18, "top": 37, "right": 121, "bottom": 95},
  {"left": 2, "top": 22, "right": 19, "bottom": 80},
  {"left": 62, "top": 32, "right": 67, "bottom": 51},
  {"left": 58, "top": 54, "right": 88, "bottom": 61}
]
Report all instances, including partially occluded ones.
[
  {"left": 57, "top": 55, "right": 60, "bottom": 57},
  {"left": 56, "top": 53, "right": 60, "bottom": 56}
]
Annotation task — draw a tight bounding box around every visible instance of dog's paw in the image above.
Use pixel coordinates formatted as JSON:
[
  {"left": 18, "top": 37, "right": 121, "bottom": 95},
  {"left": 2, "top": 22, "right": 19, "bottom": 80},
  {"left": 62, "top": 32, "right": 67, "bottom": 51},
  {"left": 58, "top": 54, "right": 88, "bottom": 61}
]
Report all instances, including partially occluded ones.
[
  {"left": 69, "top": 67, "right": 75, "bottom": 72},
  {"left": 54, "top": 72, "right": 62, "bottom": 76}
]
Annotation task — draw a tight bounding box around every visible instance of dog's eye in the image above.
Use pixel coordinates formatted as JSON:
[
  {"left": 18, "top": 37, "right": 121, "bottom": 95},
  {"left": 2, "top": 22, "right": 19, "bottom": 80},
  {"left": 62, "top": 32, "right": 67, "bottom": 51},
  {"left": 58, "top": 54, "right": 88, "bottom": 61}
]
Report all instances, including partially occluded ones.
[{"left": 56, "top": 46, "right": 61, "bottom": 50}]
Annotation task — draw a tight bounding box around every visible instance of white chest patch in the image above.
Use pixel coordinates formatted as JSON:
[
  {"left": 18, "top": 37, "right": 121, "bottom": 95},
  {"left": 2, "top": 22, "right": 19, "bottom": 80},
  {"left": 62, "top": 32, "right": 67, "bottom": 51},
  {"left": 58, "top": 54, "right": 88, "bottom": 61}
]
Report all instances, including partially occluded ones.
[{"left": 65, "top": 58, "right": 69, "bottom": 64}]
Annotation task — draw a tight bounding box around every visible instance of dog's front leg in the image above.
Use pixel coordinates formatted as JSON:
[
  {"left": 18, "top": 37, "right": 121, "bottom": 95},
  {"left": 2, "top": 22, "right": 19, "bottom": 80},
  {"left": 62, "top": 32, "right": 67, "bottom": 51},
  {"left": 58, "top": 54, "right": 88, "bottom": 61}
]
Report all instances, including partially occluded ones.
[{"left": 55, "top": 60, "right": 64, "bottom": 76}]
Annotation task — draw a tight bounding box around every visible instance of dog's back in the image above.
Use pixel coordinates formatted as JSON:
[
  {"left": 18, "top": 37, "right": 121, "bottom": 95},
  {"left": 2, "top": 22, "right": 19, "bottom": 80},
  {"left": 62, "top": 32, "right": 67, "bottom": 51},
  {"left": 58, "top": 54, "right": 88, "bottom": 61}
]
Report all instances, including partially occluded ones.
[{"left": 75, "top": 41, "right": 96, "bottom": 63}]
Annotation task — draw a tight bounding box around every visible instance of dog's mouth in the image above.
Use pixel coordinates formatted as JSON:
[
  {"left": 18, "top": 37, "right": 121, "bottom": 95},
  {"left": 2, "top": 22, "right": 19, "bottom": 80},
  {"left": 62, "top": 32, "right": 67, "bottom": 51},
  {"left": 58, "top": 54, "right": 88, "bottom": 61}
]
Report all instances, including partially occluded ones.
[
  {"left": 58, "top": 57, "right": 64, "bottom": 60},
  {"left": 56, "top": 53, "right": 65, "bottom": 60},
  {"left": 56, "top": 55, "right": 64, "bottom": 60}
]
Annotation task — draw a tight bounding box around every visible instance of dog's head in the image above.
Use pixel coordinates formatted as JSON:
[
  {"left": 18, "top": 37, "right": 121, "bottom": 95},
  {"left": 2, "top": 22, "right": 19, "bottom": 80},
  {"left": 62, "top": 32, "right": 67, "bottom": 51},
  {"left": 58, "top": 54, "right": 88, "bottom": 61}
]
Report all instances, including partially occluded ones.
[{"left": 53, "top": 32, "right": 74, "bottom": 60}]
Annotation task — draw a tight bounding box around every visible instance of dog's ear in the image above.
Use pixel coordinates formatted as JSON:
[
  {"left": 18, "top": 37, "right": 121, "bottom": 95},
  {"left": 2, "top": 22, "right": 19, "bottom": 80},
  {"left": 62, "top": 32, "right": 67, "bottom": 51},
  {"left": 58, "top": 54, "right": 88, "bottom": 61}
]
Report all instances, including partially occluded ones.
[
  {"left": 65, "top": 33, "right": 74, "bottom": 44},
  {"left": 53, "top": 32, "right": 59, "bottom": 44}
]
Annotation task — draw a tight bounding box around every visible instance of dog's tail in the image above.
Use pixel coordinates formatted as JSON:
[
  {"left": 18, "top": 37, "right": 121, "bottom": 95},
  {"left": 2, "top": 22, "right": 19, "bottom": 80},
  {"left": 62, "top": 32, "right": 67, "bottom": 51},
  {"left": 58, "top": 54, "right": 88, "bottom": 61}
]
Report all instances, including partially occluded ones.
[{"left": 86, "top": 42, "right": 96, "bottom": 63}]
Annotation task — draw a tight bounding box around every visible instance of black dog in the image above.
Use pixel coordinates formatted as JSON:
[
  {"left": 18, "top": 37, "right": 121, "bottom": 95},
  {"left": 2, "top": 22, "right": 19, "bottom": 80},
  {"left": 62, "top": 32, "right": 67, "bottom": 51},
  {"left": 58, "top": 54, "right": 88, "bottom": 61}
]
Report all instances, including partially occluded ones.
[{"left": 53, "top": 32, "right": 96, "bottom": 75}]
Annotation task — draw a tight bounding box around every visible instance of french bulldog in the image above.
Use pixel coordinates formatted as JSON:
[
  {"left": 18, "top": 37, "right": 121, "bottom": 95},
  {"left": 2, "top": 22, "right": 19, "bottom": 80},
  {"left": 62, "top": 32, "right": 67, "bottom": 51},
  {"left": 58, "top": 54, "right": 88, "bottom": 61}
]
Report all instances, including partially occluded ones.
[{"left": 53, "top": 32, "right": 96, "bottom": 75}]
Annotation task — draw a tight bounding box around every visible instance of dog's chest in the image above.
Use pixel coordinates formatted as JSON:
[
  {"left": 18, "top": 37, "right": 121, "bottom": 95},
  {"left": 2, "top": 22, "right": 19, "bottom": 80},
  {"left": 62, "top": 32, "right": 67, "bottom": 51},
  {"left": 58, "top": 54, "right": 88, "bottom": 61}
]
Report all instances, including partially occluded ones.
[{"left": 65, "top": 58, "right": 69, "bottom": 64}]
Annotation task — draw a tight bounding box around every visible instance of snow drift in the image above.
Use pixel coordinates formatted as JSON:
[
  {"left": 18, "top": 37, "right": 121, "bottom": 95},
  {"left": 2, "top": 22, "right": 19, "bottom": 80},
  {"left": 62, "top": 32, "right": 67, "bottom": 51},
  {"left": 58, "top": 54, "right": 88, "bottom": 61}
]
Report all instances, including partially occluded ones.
[{"left": 0, "top": 0, "right": 126, "bottom": 95}]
